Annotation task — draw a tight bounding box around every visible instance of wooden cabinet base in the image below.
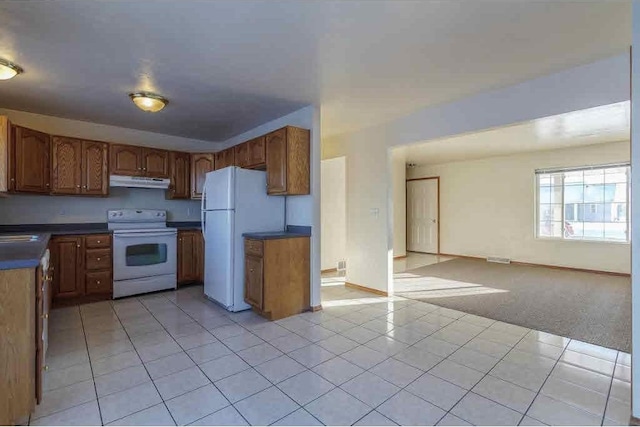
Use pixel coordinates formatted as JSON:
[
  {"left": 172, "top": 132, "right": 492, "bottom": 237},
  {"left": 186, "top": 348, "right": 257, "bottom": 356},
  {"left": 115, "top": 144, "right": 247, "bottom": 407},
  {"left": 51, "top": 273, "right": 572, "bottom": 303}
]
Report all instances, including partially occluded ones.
[
  {"left": 0, "top": 268, "right": 36, "bottom": 425},
  {"left": 52, "top": 293, "right": 112, "bottom": 309},
  {"left": 244, "top": 237, "right": 310, "bottom": 321}
]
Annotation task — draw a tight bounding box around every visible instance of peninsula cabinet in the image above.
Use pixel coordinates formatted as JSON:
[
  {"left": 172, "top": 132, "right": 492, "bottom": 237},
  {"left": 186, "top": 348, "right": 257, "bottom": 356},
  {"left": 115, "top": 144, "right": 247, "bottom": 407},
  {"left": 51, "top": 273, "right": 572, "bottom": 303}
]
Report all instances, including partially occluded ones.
[
  {"left": 244, "top": 236, "right": 310, "bottom": 320},
  {"left": 265, "top": 126, "right": 310, "bottom": 195},
  {"left": 110, "top": 144, "right": 169, "bottom": 178},
  {"left": 191, "top": 153, "right": 215, "bottom": 199},
  {"left": 13, "top": 125, "right": 51, "bottom": 193},
  {"left": 51, "top": 136, "right": 108, "bottom": 196},
  {"left": 214, "top": 147, "right": 235, "bottom": 170},
  {"left": 167, "top": 151, "right": 191, "bottom": 199}
]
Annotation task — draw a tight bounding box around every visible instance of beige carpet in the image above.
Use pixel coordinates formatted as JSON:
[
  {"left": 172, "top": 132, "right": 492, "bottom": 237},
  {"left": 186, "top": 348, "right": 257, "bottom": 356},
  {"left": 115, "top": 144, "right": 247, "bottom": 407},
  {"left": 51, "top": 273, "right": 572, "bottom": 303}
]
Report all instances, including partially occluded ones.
[{"left": 395, "top": 258, "right": 631, "bottom": 352}]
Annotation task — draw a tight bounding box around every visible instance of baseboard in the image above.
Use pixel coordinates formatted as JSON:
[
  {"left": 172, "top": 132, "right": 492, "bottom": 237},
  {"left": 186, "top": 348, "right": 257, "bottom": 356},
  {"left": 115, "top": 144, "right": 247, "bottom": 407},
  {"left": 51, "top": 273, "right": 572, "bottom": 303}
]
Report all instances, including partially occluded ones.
[
  {"left": 393, "top": 255, "right": 407, "bottom": 260},
  {"left": 310, "top": 305, "right": 323, "bottom": 312},
  {"left": 438, "top": 252, "right": 630, "bottom": 277},
  {"left": 630, "top": 415, "right": 640, "bottom": 426},
  {"left": 345, "top": 282, "right": 388, "bottom": 297},
  {"left": 321, "top": 268, "right": 337, "bottom": 274}
]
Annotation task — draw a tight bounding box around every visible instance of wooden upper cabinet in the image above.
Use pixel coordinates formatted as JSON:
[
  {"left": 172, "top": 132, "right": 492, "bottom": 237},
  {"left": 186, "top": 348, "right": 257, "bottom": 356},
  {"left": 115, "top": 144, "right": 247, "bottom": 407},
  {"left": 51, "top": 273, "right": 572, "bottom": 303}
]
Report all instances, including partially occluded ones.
[
  {"left": 82, "top": 141, "right": 108, "bottom": 196},
  {"left": 265, "top": 126, "right": 310, "bottom": 195},
  {"left": 13, "top": 125, "right": 51, "bottom": 193},
  {"left": 110, "top": 144, "right": 142, "bottom": 176},
  {"left": 234, "top": 137, "right": 266, "bottom": 170},
  {"left": 142, "top": 148, "right": 169, "bottom": 178},
  {"left": 248, "top": 136, "right": 266, "bottom": 168},
  {"left": 51, "top": 136, "right": 82, "bottom": 195},
  {"left": 191, "top": 153, "right": 215, "bottom": 199},
  {"left": 214, "top": 148, "right": 235, "bottom": 170},
  {"left": 168, "top": 152, "right": 190, "bottom": 199},
  {"left": 234, "top": 143, "right": 250, "bottom": 168}
]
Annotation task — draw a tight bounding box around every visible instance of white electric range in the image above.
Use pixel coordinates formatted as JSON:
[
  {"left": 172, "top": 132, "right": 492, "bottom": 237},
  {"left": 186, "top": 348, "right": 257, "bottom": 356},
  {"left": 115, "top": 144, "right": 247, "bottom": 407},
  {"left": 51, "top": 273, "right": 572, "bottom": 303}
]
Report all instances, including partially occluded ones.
[{"left": 108, "top": 209, "right": 177, "bottom": 298}]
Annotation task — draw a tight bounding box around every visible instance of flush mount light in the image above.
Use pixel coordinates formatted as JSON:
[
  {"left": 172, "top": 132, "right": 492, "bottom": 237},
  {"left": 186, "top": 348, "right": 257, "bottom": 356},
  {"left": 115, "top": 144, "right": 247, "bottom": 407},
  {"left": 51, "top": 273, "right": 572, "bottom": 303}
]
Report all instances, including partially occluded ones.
[
  {"left": 0, "top": 58, "right": 23, "bottom": 80},
  {"left": 129, "top": 92, "right": 168, "bottom": 112}
]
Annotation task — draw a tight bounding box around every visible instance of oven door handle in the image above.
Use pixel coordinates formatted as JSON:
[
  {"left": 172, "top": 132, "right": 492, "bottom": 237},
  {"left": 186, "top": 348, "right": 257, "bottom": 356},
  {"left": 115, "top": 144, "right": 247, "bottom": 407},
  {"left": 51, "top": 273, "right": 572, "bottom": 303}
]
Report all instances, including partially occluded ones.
[{"left": 114, "top": 232, "right": 177, "bottom": 238}]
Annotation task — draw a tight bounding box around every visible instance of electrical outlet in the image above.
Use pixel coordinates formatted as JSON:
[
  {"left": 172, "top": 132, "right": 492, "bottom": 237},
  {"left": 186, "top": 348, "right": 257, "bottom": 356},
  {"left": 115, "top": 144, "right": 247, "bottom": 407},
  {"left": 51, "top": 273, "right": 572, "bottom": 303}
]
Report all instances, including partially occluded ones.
[{"left": 187, "top": 207, "right": 192, "bottom": 216}]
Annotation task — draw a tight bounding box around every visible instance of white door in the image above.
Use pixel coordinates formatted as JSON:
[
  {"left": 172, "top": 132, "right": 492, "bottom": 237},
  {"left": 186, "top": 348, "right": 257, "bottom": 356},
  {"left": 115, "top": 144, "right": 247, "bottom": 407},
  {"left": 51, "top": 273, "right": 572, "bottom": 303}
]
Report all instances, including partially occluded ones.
[{"left": 407, "top": 179, "right": 439, "bottom": 253}]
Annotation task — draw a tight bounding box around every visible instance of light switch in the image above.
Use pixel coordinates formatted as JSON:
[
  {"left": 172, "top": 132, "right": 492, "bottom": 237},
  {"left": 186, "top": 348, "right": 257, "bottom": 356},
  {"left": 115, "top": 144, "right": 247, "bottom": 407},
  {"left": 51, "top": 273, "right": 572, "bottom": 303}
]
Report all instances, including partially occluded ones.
[{"left": 369, "top": 208, "right": 380, "bottom": 217}]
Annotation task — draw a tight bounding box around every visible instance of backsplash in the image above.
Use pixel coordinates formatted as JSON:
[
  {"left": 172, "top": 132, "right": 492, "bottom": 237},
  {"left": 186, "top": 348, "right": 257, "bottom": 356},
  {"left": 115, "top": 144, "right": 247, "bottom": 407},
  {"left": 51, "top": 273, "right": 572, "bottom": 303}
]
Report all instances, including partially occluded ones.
[{"left": 0, "top": 187, "right": 201, "bottom": 224}]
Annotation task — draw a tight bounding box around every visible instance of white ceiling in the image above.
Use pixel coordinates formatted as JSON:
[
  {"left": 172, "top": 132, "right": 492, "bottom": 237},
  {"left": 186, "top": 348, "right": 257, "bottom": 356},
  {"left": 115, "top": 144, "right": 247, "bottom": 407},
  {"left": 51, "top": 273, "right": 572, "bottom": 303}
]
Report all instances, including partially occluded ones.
[
  {"left": 401, "top": 102, "right": 631, "bottom": 166},
  {"left": 0, "top": 1, "right": 631, "bottom": 143}
]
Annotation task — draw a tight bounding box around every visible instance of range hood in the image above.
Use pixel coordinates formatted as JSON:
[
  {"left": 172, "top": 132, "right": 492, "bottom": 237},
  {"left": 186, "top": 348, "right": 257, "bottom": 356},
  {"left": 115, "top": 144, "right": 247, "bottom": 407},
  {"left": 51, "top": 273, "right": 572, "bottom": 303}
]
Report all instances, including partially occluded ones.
[{"left": 109, "top": 175, "right": 170, "bottom": 189}]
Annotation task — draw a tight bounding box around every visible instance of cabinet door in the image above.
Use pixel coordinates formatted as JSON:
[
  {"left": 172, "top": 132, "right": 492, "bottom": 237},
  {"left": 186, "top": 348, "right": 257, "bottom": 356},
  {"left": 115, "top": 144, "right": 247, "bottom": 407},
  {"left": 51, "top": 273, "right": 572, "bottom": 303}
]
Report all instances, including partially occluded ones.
[
  {"left": 234, "top": 143, "right": 250, "bottom": 168},
  {"left": 244, "top": 254, "right": 264, "bottom": 309},
  {"left": 143, "top": 148, "right": 169, "bottom": 178},
  {"left": 194, "top": 231, "right": 204, "bottom": 282},
  {"left": 190, "top": 153, "right": 215, "bottom": 199},
  {"left": 168, "top": 152, "right": 190, "bottom": 199},
  {"left": 265, "top": 128, "right": 287, "bottom": 194},
  {"left": 110, "top": 144, "right": 142, "bottom": 176},
  {"left": 82, "top": 141, "right": 109, "bottom": 196},
  {"left": 177, "top": 231, "right": 197, "bottom": 283},
  {"left": 51, "top": 237, "right": 84, "bottom": 299},
  {"left": 51, "top": 136, "right": 82, "bottom": 195},
  {"left": 249, "top": 136, "right": 266, "bottom": 168},
  {"left": 214, "top": 148, "right": 235, "bottom": 170},
  {"left": 13, "top": 126, "right": 51, "bottom": 193}
]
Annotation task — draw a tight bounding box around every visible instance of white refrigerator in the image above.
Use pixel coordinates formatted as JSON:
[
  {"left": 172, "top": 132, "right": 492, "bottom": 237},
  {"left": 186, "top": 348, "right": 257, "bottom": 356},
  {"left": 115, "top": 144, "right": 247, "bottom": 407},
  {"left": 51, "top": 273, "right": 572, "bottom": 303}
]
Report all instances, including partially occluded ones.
[{"left": 201, "top": 167, "right": 285, "bottom": 311}]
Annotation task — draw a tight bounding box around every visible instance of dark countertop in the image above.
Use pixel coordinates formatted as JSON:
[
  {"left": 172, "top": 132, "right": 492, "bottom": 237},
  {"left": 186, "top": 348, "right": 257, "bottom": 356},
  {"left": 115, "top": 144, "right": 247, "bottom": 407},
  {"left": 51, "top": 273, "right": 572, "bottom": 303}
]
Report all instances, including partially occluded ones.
[
  {"left": 168, "top": 221, "right": 202, "bottom": 230},
  {"left": 243, "top": 231, "right": 311, "bottom": 240},
  {"left": 0, "top": 223, "right": 111, "bottom": 236},
  {"left": 0, "top": 233, "right": 51, "bottom": 270},
  {"left": 243, "top": 226, "right": 312, "bottom": 240}
]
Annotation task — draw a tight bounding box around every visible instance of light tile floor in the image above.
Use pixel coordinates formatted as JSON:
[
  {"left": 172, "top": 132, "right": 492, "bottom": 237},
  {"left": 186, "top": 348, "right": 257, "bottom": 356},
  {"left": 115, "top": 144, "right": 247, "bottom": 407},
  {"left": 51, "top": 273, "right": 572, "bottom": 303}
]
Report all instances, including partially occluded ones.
[{"left": 33, "top": 284, "right": 630, "bottom": 426}]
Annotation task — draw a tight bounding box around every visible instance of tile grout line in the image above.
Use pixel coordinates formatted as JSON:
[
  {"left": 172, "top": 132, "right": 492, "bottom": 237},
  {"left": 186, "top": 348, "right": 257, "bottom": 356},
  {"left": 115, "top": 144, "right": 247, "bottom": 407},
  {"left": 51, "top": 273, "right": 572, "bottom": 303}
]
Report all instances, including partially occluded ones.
[
  {"left": 79, "top": 305, "right": 105, "bottom": 426},
  {"left": 109, "top": 299, "right": 180, "bottom": 426},
  {"left": 601, "top": 351, "right": 620, "bottom": 426}
]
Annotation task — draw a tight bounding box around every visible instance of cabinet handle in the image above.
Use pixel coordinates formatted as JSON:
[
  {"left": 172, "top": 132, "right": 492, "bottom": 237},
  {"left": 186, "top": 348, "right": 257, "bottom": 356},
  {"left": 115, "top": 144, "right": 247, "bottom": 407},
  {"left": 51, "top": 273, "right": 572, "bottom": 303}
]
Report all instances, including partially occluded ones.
[
  {"left": 44, "top": 275, "right": 52, "bottom": 281},
  {"left": 43, "top": 365, "right": 48, "bottom": 371},
  {"left": 42, "top": 313, "right": 49, "bottom": 319},
  {"left": 97, "top": 258, "right": 101, "bottom": 261},
  {"left": 83, "top": 185, "right": 87, "bottom": 189},
  {"left": 76, "top": 184, "right": 80, "bottom": 188},
  {"left": 97, "top": 240, "right": 101, "bottom": 244},
  {"left": 97, "top": 281, "right": 101, "bottom": 285},
  {"left": 46, "top": 183, "right": 50, "bottom": 187},
  {"left": 250, "top": 269, "right": 255, "bottom": 273},
  {"left": 77, "top": 244, "right": 81, "bottom": 248}
]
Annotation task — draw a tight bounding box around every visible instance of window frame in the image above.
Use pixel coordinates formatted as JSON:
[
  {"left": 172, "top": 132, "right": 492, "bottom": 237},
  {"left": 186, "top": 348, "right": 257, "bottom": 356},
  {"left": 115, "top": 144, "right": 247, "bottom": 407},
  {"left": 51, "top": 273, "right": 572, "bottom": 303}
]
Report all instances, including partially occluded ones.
[{"left": 534, "top": 163, "right": 630, "bottom": 244}]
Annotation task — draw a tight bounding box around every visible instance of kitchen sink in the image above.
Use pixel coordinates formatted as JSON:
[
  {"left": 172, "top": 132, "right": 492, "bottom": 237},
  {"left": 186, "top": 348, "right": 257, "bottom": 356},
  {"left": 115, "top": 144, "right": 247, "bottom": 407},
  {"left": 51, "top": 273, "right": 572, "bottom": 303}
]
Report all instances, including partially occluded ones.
[{"left": 0, "top": 234, "right": 42, "bottom": 243}]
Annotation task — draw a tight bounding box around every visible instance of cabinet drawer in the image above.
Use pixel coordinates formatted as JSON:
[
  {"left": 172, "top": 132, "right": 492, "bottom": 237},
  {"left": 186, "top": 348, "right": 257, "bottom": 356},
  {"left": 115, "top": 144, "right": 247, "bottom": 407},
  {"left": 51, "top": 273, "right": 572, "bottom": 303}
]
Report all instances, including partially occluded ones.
[
  {"left": 244, "top": 239, "right": 263, "bottom": 256},
  {"left": 85, "top": 234, "right": 111, "bottom": 249},
  {"left": 86, "top": 248, "right": 111, "bottom": 270},
  {"left": 86, "top": 270, "right": 112, "bottom": 294}
]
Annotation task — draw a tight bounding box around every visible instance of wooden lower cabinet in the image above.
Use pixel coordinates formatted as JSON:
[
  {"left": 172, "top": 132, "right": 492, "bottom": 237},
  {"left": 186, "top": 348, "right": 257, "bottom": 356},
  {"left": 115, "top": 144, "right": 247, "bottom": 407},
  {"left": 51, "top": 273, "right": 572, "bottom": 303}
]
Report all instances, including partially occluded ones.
[
  {"left": 243, "top": 237, "right": 310, "bottom": 320},
  {"left": 178, "top": 230, "right": 204, "bottom": 284},
  {"left": 50, "top": 233, "right": 112, "bottom": 304}
]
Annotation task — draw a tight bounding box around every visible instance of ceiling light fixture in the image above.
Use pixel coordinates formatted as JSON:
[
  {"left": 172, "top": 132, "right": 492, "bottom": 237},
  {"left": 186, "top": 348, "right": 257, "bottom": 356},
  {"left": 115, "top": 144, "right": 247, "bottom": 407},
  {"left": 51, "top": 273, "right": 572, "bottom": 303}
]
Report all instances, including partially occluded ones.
[
  {"left": 129, "top": 92, "right": 168, "bottom": 112},
  {"left": 0, "top": 58, "right": 23, "bottom": 80}
]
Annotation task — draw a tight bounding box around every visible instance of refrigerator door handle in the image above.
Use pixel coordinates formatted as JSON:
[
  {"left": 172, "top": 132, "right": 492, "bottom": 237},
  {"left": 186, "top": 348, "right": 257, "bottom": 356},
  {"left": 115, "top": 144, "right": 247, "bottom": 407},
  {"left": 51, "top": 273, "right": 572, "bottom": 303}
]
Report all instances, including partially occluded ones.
[{"left": 201, "top": 185, "right": 207, "bottom": 241}]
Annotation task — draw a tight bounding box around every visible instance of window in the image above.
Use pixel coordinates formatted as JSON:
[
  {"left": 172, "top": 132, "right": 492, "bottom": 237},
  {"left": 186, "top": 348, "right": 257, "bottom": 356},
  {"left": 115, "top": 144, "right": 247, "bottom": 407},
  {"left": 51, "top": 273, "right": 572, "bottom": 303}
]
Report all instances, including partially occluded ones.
[{"left": 536, "top": 164, "right": 629, "bottom": 242}]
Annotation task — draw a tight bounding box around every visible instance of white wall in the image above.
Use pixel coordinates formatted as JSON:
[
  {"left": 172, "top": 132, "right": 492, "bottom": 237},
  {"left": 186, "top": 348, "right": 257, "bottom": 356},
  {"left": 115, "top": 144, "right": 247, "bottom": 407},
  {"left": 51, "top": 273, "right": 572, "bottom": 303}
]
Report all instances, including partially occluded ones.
[
  {"left": 0, "top": 187, "right": 201, "bottom": 224},
  {"left": 323, "top": 53, "right": 630, "bottom": 294},
  {"left": 392, "top": 150, "right": 407, "bottom": 258},
  {"left": 222, "top": 105, "right": 322, "bottom": 307},
  {"left": 321, "top": 157, "right": 346, "bottom": 271},
  {"left": 408, "top": 141, "right": 630, "bottom": 274}
]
